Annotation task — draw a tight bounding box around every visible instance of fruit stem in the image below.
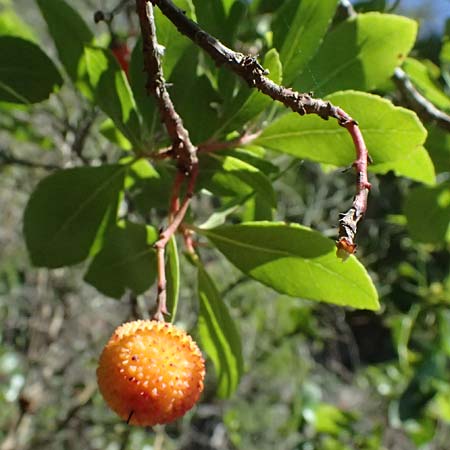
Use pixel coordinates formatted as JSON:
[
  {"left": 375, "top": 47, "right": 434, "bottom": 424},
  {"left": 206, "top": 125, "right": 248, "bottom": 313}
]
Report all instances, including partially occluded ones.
[{"left": 153, "top": 165, "right": 198, "bottom": 321}]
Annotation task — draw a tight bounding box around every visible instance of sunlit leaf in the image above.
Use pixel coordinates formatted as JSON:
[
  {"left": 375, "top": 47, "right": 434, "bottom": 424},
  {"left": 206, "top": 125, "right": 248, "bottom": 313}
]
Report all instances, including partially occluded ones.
[
  {"left": 85, "top": 46, "right": 142, "bottom": 148},
  {"left": 256, "top": 90, "right": 433, "bottom": 183},
  {"left": 166, "top": 236, "right": 180, "bottom": 321},
  {"left": 294, "top": 13, "right": 417, "bottom": 96},
  {"left": 272, "top": 0, "right": 338, "bottom": 86},
  {"left": 199, "top": 222, "right": 379, "bottom": 310}
]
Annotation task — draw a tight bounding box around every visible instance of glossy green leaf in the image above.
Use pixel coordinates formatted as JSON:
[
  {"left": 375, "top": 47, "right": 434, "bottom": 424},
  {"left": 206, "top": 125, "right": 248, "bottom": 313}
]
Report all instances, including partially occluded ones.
[
  {"left": 405, "top": 182, "right": 450, "bottom": 244},
  {"left": 24, "top": 165, "right": 126, "bottom": 268},
  {"left": 166, "top": 236, "right": 180, "bottom": 321},
  {"left": 256, "top": 90, "right": 433, "bottom": 183},
  {"left": 272, "top": 0, "right": 338, "bottom": 86},
  {"left": 403, "top": 58, "right": 450, "bottom": 113},
  {"left": 0, "top": 7, "right": 37, "bottom": 41},
  {"left": 294, "top": 13, "right": 417, "bottom": 96},
  {"left": 84, "top": 221, "right": 158, "bottom": 298},
  {"left": 0, "top": 36, "right": 62, "bottom": 104},
  {"left": 85, "top": 46, "right": 142, "bottom": 148},
  {"left": 199, "top": 222, "right": 379, "bottom": 310},
  {"left": 198, "top": 153, "right": 276, "bottom": 206},
  {"left": 370, "top": 146, "right": 435, "bottom": 185},
  {"left": 197, "top": 262, "right": 243, "bottom": 397},
  {"left": 217, "top": 49, "right": 282, "bottom": 136},
  {"left": 37, "top": 0, "right": 93, "bottom": 84}
]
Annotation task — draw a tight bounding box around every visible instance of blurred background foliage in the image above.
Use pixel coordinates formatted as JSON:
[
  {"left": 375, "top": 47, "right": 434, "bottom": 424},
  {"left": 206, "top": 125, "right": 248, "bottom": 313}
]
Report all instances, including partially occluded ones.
[{"left": 1, "top": 0, "right": 450, "bottom": 449}]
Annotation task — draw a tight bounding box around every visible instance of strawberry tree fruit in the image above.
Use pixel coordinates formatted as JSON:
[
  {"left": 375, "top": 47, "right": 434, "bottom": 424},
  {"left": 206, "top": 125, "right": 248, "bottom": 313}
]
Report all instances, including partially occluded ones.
[{"left": 97, "top": 320, "right": 205, "bottom": 426}]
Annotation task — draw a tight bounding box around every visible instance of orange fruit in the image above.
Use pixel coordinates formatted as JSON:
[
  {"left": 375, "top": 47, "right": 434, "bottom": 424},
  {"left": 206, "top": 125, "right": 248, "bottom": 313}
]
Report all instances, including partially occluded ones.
[{"left": 97, "top": 320, "right": 205, "bottom": 426}]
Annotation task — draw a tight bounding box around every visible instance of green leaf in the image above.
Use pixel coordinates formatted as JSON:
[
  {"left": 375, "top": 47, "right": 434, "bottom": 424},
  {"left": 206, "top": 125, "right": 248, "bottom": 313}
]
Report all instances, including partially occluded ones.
[
  {"left": 197, "top": 262, "right": 243, "bottom": 397},
  {"left": 405, "top": 182, "right": 450, "bottom": 244},
  {"left": 256, "top": 90, "right": 432, "bottom": 183},
  {"left": 198, "top": 153, "right": 276, "bottom": 206},
  {"left": 99, "top": 119, "right": 132, "bottom": 150},
  {"left": 242, "top": 194, "right": 274, "bottom": 221},
  {"left": 85, "top": 46, "right": 142, "bottom": 148},
  {"left": 84, "top": 221, "right": 158, "bottom": 298},
  {"left": 24, "top": 165, "right": 126, "bottom": 268},
  {"left": 199, "top": 196, "right": 248, "bottom": 229},
  {"left": 294, "top": 13, "right": 417, "bottom": 96},
  {"left": 217, "top": 49, "right": 282, "bottom": 136},
  {"left": 371, "top": 146, "right": 435, "bottom": 186},
  {"left": 402, "top": 58, "right": 450, "bottom": 113},
  {"left": 192, "top": 0, "right": 246, "bottom": 46},
  {"left": 169, "top": 48, "right": 220, "bottom": 143},
  {"left": 129, "top": 39, "right": 157, "bottom": 143},
  {"left": 426, "top": 125, "right": 450, "bottom": 173},
  {"left": 0, "top": 7, "right": 37, "bottom": 41},
  {"left": 0, "top": 36, "right": 62, "bottom": 104},
  {"left": 198, "top": 222, "right": 379, "bottom": 310},
  {"left": 272, "top": 0, "right": 338, "bottom": 86},
  {"left": 166, "top": 236, "right": 180, "bottom": 321},
  {"left": 154, "top": 0, "right": 195, "bottom": 79},
  {"left": 127, "top": 161, "right": 174, "bottom": 212},
  {"left": 36, "top": 0, "right": 93, "bottom": 85}
]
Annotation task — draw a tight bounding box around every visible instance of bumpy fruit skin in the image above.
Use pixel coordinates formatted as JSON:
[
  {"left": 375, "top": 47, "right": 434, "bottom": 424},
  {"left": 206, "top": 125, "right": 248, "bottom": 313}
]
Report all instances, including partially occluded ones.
[{"left": 97, "top": 320, "right": 205, "bottom": 426}]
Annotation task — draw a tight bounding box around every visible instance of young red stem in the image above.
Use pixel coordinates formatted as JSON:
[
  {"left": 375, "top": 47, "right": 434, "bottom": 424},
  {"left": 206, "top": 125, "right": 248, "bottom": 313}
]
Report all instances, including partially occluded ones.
[
  {"left": 169, "top": 171, "right": 184, "bottom": 222},
  {"left": 198, "top": 130, "right": 261, "bottom": 153},
  {"left": 335, "top": 109, "right": 371, "bottom": 259},
  {"left": 152, "top": 165, "right": 198, "bottom": 320}
]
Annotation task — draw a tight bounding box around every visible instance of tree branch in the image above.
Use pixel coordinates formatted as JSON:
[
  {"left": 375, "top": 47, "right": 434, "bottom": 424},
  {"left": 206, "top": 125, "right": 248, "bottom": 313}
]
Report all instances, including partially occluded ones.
[
  {"left": 150, "top": 0, "right": 371, "bottom": 256},
  {"left": 0, "top": 149, "right": 60, "bottom": 171},
  {"left": 393, "top": 68, "right": 450, "bottom": 132},
  {"left": 136, "top": 0, "right": 197, "bottom": 174}
]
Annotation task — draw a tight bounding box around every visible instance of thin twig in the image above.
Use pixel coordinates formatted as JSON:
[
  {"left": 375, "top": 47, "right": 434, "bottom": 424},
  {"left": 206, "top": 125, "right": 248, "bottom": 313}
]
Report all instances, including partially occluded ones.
[
  {"left": 393, "top": 68, "right": 450, "bottom": 132},
  {"left": 153, "top": 165, "right": 198, "bottom": 320},
  {"left": 94, "top": 0, "right": 133, "bottom": 24},
  {"left": 0, "top": 149, "right": 60, "bottom": 171},
  {"left": 135, "top": 0, "right": 199, "bottom": 319},
  {"left": 156, "top": 165, "right": 198, "bottom": 251},
  {"left": 72, "top": 110, "right": 97, "bottom": 164},
  {"left": 150, "top": 0, "right": 371, "bottom": 255},
  {"left": 136, "top": 0, "right": 197, "bottom": 174},
  {"left": 334, "top": 109, "right": 371, "bottom": 259},
  {"left": 198, "top": 130, "right": 261, "bottom": 153}
]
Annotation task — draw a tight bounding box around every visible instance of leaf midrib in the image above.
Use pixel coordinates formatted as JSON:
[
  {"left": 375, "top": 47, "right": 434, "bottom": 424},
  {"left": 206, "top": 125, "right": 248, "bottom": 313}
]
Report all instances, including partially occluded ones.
[
  {"left": 40, "top": 166, "right": 126, "bottom": 254},
  {"left": 205, "top": 230, "right": 375, "bottom": 299}
]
